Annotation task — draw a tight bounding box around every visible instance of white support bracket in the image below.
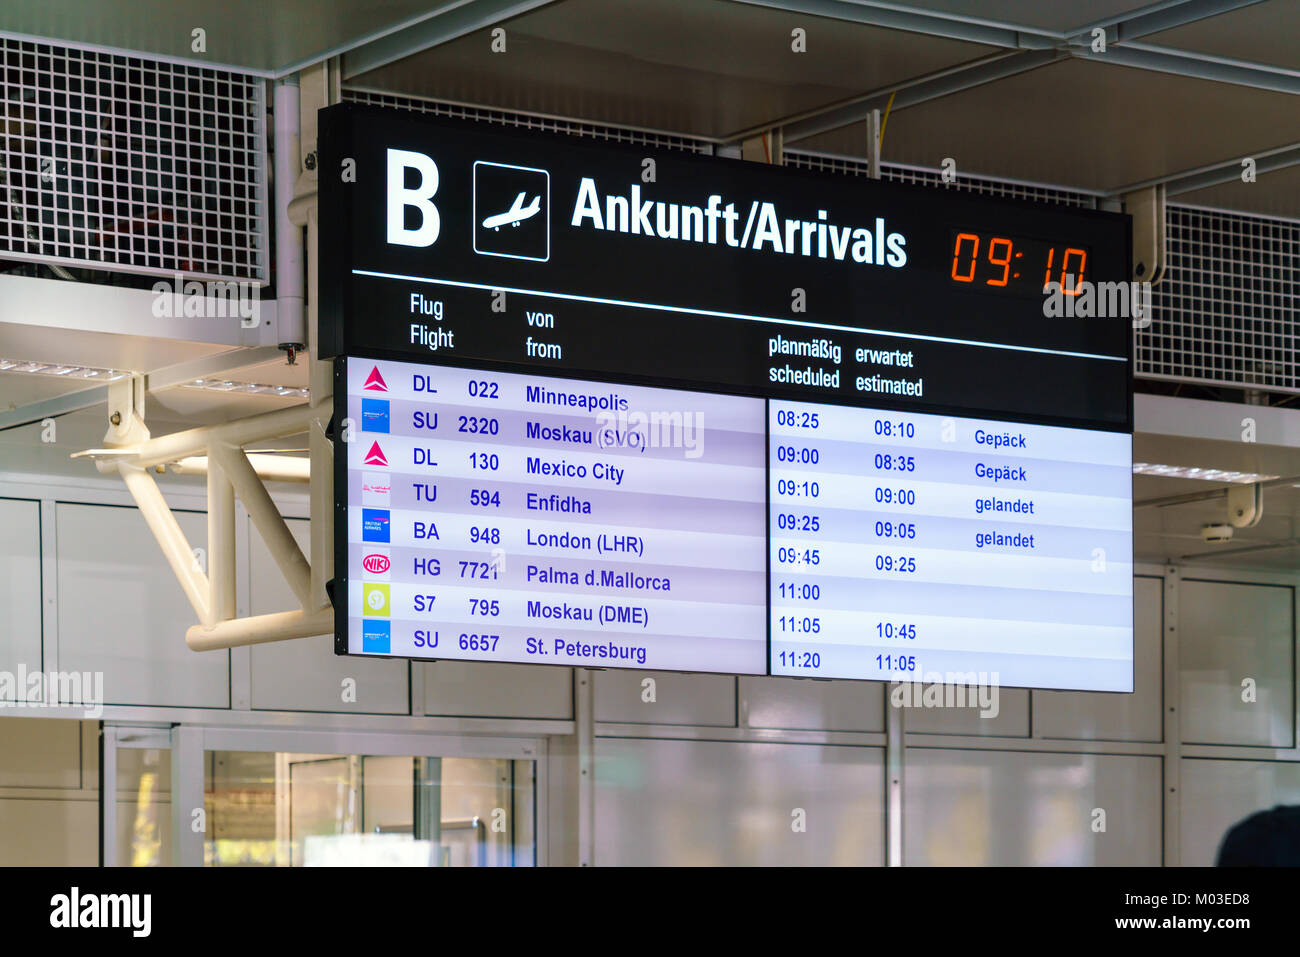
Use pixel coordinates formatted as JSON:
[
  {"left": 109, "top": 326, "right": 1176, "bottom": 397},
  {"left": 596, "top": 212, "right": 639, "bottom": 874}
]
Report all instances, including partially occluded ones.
[
  {"left": 1125, "top": 184, "right": 1166, "bottom": 286},
  {"left": 75, "top": 396, "right": 334, "bottom": 652}
]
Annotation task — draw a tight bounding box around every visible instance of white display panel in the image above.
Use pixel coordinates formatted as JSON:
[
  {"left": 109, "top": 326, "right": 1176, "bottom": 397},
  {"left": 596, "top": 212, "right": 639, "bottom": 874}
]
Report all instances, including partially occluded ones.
[
  {"left": 343, "top": 358, "right": 769, "bottom": 674},
  {"left": 768, "top": 400, "right": 1133, "bottom": 691},
  {"left": 343, "top": 359, "right": 1133, "bottom": 690}
]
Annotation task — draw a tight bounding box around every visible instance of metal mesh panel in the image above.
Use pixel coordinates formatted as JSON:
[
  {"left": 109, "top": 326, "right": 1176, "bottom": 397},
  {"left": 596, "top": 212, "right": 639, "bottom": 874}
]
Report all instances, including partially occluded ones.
[
  {"left": 343, "top": 89, "right": 714, "bottom": 154},
  {"left": 0, "top": 36, "right": 267, "bottom": 282},
  {"left": 1139, "top": 206, "right": 1300, "bottom": 393},
  {"left": 785, "top": 150, "right": 1098, "bottom": 208}
]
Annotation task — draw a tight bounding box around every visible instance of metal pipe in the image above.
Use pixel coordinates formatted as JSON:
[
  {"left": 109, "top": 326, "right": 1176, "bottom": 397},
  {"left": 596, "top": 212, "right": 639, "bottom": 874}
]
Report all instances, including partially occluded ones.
[
  {"left": 1135, "top": 473, "right": 1300, "bottom": 509},
  {"left": 118, "top": 463, "right": 211, "bottom": 625},
  {"left": 186, "top": 608, "right": 333, "bottom": 651},
  {"left": 208, "top": 455, "right": 236, "bottom": 626},
  {"left": 125, "top": 402, "right": 318, "bottom": 469},
  {"left": 275, "top": 77, "right": 305, "bottom": 354},
  {"left": 211, "top": 443, "right": 313, "bottom": 609},
  {"left": 174, "top": 453, "right": 310, "bottom": 483}
]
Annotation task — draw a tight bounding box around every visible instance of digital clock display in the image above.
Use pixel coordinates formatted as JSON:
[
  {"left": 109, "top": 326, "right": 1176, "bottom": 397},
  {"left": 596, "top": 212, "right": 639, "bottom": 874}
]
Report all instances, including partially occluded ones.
[{"left": 949, "top": 229, "right": 1091, "bottom": 296}]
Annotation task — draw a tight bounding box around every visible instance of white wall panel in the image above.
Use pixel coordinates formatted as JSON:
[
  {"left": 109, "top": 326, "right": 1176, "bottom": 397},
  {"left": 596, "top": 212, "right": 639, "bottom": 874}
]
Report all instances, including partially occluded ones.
[
  {"left": 249, "top": 518, "right": 408, "bottom": 714},
  {"left": 741, "top": 676, "right": 884, "bottom": 732},
  {"left": 1179, "top": 579, "right": 1294, "bottom": 748},
  {"left": 56, "top": 503, "right": 228, "bottom": 708},
  {"left": 901, "top": 687, "right": 1029, "bottom": 737},
  {"left": 594, "top": 671, "right": 735, "bottom": 726},
  {"left": 0, "top": 498, "right": 41, "bottom": 697},
  {"left": 0, "top": 798, "right": 96, "bottom": 865},
  {"left": 904, "top": 748, "right": 1162, "bottom": 865},
  {"left": 1180, "top": 758, "right": 1300, "bottom": 866},
  {"left": 0, "top": 717, "right": 82, "bottom": 789},
  {"left": 594, "top": 737, "right": 884, "bottom": 865},
  {"left": 422, "top": 661, "right": 572, "bottom": 719},
  {"left": 1034, "top": 576, "right": 1163, "bottom": 742}
]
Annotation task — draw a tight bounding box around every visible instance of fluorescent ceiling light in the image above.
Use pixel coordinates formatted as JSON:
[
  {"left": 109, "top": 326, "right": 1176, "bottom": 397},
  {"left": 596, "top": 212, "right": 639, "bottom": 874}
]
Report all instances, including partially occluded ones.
[
  {"left": 0, "top": 358, "right": 131, "bottom": 380},
  {"left": 185, "top": 378, "right": 309, "bottom": 399},
  {"left": 1133, "top": 462, "right": 1278, "bottom": 484}
]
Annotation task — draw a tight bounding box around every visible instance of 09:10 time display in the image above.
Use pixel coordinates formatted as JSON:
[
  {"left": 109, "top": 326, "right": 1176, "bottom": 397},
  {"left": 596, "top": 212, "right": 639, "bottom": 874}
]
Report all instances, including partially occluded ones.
[{"left": 948, "top": 229, "right": 1090, "bottom": 296}]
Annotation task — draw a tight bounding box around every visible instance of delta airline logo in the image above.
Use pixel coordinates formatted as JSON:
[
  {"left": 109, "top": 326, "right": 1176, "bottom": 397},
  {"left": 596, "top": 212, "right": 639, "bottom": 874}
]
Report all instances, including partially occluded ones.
[
  {"left": 362, "top": 551, "right": 392, "bottom": 576},
  {"left": 363, "top": 367, "right": 389, "bottom": 392},
  {"left": 364, "top": 441, "right": 389, "bottom": 467}
]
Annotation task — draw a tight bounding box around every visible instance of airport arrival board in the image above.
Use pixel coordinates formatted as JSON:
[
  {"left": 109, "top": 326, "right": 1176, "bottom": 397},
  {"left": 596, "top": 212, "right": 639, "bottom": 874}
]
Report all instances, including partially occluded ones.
[{"left": 320, "top": 103, "right": 1134, "bottom": 692}]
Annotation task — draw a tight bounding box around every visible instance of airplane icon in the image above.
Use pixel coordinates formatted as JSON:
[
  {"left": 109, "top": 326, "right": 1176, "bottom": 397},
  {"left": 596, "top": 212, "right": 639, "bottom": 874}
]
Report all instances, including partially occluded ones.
[{"left": 482, "top": 191, "right": 541, "bottom": 231}]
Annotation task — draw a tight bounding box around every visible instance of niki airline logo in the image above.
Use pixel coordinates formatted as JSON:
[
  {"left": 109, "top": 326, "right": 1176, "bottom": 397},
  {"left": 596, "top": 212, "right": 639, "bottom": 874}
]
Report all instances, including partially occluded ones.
[
  {"left": 362, "top": 550, "right": 392, "bottom": 576},
  {"left": 363, "top": 441, "right": 389, "bottom": 467},
  {"left": 363, "top": 366, "right": 388, "bottom": 392}
]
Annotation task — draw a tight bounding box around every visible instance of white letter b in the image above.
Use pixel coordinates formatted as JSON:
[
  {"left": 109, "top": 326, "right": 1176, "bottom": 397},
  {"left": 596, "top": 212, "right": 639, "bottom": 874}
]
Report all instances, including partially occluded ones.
[{"left": 387, "top": 149, "right": 440, "bottom": 247}]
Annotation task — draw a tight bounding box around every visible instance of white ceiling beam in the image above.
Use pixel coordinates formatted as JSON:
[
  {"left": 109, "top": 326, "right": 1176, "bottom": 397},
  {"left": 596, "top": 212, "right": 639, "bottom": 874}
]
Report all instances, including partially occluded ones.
[
  {"left": 0, "top": 274, "right": 279, "bottom": 347},
  {"left": 340, "top": 0, "right": 561, "bottom": 81}
]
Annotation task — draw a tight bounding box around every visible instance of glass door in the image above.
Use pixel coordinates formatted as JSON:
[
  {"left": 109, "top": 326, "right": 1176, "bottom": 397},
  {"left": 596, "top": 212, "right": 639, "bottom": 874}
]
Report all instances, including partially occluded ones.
[{"left": 104, "top": 725, "right": 542, "bottom": 866}]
